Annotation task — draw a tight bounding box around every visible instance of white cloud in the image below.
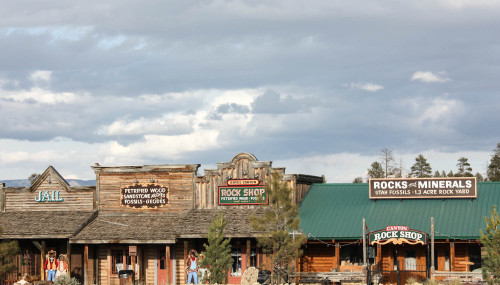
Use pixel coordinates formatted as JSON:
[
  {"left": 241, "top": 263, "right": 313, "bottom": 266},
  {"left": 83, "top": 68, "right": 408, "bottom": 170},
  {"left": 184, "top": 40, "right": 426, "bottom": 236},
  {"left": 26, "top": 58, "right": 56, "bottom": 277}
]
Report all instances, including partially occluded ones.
[
  {"left": 349, "top": 82, "right": 384, "bottom": 92},
  {"left": 30, "top": 70, "right": 52, "bottom": 82},
  {"left": 0, "top": 87, "right": 82, "bottom": 104},
  {"left": 411, "top": 71, "right": 451, "bottom": 83}
]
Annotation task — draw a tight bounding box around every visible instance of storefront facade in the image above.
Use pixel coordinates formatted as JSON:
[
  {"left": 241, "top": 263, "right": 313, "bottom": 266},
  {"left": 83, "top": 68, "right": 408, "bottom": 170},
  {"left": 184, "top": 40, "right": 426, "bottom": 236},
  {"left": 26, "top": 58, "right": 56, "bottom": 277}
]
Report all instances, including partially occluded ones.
[
  {"left": 1, "top": 153, "right": 323, "bottom": 285},
  {"left": 298, "top": 178, "right": 491, "bottom": 284}
]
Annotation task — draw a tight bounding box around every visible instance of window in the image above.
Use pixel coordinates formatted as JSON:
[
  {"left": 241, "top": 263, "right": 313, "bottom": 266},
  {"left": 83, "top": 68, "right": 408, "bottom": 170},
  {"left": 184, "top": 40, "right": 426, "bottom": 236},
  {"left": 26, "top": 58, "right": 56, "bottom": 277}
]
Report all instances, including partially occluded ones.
[
  {"left": 112, "top": 250, "right": 124, "bottom": 274},
  {"left": 469, "top": 246, "right": 481, "bottom": 272},
  {"left": 404, "top": 250, "right": 417, "bottom": 271},
  {"left": 250, "top": 248, "right": 257, "bottom": 267},
  {"left": 444, "top": 250, "right": 450, "bottom": 271},
  {"left": 231, "top": 248, "right": 242, "bottom": 277}
]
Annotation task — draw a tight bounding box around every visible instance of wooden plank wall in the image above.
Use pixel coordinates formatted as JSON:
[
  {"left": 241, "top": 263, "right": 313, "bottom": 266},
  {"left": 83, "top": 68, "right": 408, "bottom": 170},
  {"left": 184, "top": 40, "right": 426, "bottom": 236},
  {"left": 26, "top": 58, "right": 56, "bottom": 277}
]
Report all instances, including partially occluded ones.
[
  {"left": 98, "top": 247, "right": 109, "bottom": 285},
  {"left": 4, "top": 177, "right": 94, "bottom": 211},
  {"left": 174, "top": 241, "right": 192, "bottom": 285},
  {"left": 144, "top": 246, "right": 155, "bottom": 285},
  {"left": 453, "top": 244, "right": 468, "bottom": 271},
  {"left": 98, "top": 171, "right": 195, "bottom": 213},
  {"left": 300, "top": 243, "right": 335, "bottom": 272}
]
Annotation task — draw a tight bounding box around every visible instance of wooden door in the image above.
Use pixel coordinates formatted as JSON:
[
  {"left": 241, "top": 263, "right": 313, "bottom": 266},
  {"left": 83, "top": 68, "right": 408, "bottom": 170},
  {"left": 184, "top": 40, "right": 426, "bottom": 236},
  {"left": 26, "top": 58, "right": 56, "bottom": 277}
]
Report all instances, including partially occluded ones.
[
  {"left": 227, "top": 247, "right": 246, "bottom": 284},
  {"left": 157, "top": 248, "right": 167, "bottom": 285}
]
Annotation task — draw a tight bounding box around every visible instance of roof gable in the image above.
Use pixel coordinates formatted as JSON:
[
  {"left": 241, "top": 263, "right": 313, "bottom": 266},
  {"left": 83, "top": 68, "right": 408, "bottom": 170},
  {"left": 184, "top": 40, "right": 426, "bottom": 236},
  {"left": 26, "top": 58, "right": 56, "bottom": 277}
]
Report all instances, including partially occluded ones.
[{"left": 30, "top": 166, "right": 70, "bottom": 192}]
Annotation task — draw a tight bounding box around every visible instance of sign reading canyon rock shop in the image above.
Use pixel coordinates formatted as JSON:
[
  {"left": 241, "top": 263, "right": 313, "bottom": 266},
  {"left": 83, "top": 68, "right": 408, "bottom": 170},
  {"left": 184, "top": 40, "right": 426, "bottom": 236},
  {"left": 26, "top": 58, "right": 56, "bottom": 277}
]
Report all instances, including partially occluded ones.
[
  {"left": 369, "top": 226, "right": 427, "bottom": 245},
  {"left": 121, "top": 184, "right": 168, "bottom": 208},
  {"left": 219, "top": 179, "right": 268, "bottom": 205},
  {"left": 369, "top": 177, "right": 476, "bottom": 199}
]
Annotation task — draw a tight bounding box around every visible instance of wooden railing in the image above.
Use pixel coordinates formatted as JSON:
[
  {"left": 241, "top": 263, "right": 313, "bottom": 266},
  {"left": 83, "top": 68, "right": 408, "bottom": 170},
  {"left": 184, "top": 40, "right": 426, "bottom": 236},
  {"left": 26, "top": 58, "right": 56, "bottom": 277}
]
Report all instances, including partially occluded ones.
[
  {"left": 433, "top": 271, "right": 483, "bottom": 282},
  {"left": 290, "top": 271, "right": 367, "bottom": 284}
]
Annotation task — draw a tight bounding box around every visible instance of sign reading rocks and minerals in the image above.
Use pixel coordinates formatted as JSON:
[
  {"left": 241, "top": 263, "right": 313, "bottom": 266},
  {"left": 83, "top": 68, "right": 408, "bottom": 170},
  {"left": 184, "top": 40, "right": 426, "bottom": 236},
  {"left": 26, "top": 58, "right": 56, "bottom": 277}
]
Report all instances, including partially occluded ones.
[
  {"left": 219, "top": 179, "right": 267, "bottom": 205},
  {"left": 369, "top": 177, "right": 476, "bottom": 199},
  {"left": 121, "top": 184, "right": 169, "bottom": 208},
  {"left": 369, "top": 226, "right": 427, "bottom": 245}
]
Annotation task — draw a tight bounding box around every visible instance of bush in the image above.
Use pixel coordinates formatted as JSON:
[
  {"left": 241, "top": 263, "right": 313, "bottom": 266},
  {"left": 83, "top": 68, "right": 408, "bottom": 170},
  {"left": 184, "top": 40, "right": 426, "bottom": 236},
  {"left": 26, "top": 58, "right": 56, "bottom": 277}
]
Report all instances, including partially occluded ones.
[{"left": 53, "top": 275, "right": 81, "bottom": 285}]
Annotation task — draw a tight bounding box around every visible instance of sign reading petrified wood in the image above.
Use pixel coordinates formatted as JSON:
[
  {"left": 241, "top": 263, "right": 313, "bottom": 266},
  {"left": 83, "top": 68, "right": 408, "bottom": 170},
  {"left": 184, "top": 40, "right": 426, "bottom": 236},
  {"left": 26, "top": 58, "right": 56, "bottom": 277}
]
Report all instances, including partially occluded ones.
[
  {"left": 369, "top": 177, "right": 477, "bottom": 199},
  {"left": 121, "top": 184, "right": 169, "bottom": 208}
]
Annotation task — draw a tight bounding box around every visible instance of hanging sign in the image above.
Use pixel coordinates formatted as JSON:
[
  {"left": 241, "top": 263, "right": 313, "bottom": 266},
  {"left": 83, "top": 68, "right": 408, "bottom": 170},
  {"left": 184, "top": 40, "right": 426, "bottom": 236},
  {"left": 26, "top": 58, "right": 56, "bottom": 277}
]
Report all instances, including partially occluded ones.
[
  {"left": 219, "top": 179, "right": 267, "bottom": 205},
  {"left": 121, "top": 184, "right": 169, "bottom": 208},
  {"left": 369, "top": 177, "right": 477, "bottom": 199},
  {"left": 369, "top": 226, "right": 427, "bottom": 245}
]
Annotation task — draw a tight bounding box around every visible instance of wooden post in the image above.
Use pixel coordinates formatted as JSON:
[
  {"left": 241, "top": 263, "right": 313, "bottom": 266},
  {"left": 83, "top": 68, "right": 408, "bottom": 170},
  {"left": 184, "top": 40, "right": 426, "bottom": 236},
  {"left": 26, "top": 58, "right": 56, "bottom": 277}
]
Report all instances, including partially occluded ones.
[
  {"left": 67, "top": 241, "right": 72, "bottom": 278},
  {"left": 84, "top": 245, "right": 89, "bottom": 285},
  {"left": 431, "top": 217, "right": 435, "bottom": 280},
  {"left": 166, "top": 245, "right": 171, "bottom": 285},
  {"left": 376, "top": 244, "right": 382, "bottom": 266},
  {"left": 246, "top": 239, "right": 251, "bottom": 268},
  {"left": 41, "top": 241, "right": 46, "bottom": 281},
  {"left": 363, "top": 218, "right": 367, "bottom": 265},
  {"left": 450, "top": 242, "right": 455, "bottom": 272},
  {"left": 335, "top": 242, "right": 340, "bottom": 270},
  {"left": 184, "top": 241, "right": 188, "bottom": 283}
]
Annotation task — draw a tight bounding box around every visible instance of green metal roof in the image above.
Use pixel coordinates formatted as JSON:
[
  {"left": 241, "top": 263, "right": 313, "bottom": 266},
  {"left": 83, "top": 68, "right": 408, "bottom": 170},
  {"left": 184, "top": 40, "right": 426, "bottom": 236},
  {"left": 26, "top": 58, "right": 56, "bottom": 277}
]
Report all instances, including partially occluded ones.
[{"left": 299, "top": 182, "right": 500, "bottom": 240}]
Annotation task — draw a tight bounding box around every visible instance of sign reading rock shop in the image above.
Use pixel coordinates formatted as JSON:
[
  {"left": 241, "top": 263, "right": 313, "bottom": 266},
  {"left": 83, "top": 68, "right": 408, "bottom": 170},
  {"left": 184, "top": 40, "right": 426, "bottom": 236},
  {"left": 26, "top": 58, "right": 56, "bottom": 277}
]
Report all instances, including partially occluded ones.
[
  {"left": 369, "top": 177, "right": 476, "bottom": 199},
  {"left": 121, "top": 184, "right": 168, "bottom": 208},
  {"left": 219, "top": 179, "right": 268, "bottom": 205},
  {"left": 369, "top": 226, "right": 427, "bottom": 245}
]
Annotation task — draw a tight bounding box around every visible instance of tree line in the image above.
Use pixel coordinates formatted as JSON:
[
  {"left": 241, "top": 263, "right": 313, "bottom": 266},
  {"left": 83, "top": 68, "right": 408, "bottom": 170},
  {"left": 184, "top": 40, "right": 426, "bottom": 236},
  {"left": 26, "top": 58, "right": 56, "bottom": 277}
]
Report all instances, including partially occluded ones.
[{"left": 353, "top": 143, "right": 500, "bottom": 183}]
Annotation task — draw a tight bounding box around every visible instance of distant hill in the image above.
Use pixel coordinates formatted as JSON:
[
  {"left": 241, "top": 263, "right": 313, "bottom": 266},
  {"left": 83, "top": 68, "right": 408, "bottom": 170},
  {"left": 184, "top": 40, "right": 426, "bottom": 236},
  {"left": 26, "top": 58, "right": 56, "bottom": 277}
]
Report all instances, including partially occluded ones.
[{"left": 0, "top": 179, "right": 96, "bottom": 187}]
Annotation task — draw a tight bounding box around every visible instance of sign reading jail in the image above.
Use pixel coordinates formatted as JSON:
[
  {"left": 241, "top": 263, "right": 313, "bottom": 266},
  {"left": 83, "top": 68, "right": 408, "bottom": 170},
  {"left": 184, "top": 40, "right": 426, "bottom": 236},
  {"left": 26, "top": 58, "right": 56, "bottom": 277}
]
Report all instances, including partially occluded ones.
[
  {"left": 369, "top": 227, "right": 427, "bottom": 245},
  {"left": 218, "top": 183, "right": 268, "bottom": 205},
  {"left": 121, "top": 184, "right": 168, "bottom": 208},
  {"left": 369, "top": 177, "right": 476, "bottom": 199}
]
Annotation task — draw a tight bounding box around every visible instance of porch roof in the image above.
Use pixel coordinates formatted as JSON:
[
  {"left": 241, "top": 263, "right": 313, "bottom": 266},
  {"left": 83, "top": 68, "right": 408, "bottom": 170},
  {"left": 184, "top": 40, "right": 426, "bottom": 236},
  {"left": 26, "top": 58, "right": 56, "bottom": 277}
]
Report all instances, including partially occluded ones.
[{"left": 299, "top": 182, "right": 500, "bottom": 240}]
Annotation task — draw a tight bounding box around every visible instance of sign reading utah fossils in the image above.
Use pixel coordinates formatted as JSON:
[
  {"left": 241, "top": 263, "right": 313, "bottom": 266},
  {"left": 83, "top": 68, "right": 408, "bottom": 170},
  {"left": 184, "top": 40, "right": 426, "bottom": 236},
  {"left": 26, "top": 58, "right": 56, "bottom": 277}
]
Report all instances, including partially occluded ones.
[
  {"left": 369, "top": 177, "right": 476, "bottom": 199},
  {"left": 121, "top": 184, "right": 168, "bottom": 208}
]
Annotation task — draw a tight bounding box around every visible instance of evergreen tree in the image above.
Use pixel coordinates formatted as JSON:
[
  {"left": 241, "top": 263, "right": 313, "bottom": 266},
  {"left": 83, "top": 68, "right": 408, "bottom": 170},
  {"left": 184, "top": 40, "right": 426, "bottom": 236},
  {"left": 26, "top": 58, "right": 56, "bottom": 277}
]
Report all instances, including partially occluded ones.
[
  {"left": 441, "top": 170, "right": 447, "bottom": 177},
  {"left": 250, "top": 172, "right": 305, "bottom": 284},
  {"left": 352, "top": 177, "right": 364, "bottom": 183},
  {"left": 480, "top": 206, "right": 500, "bottom": 284},
  {"left": 487, "top": 143, "right": 500, "bottom": 182},
  {"left": 0, "top": 227, "right": 19, "bottom": 277},
  {"left": 28, "top": 173, "right": 41, "bottom": 185},
  {"left": 476, "top": 172, "right": 485, "bottom": 182},
  {"left": 448, "top": 170, "right": 454, "bottom": 177},
  {"left": 410, "top": 154, "right": 432, "bottom": 178},
  {"left": 367, "top": 162, "right": 385, "bottom": 179},
  {"left": 200, "top": 212, "right": 232, "bottom": 284},
  {"left": 457, "top": 157, "right": 473, "bottom": 177},
  {"left": 433, "top": 171, "right": 441, "bottom": 178}
]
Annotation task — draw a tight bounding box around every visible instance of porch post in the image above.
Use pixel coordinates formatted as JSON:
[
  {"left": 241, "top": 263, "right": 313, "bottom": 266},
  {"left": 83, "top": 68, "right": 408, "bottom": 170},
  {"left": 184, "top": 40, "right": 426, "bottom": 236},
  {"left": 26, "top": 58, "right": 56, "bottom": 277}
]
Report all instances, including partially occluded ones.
[
  {"left": 431, "top": 217, "right": 435, "bottom": 280},
  {"left": 183, "top": 240, "right": 188, "bottom": 283},
  {"left": 67, "top": 241, "right": 71, "bottom": 278},
  {"left": 450, "top": 242, "right": 455, "bottom": 271},
  {"left": 166, "top": 245, "right": 171, "bottom": 285},
  {"left": 41, "top": 241, "right": 46, "bottom": 281},
  {"left": 84, "top": 245, "right": 89, "bottom": 285},
  {"left": 246, "top": 239, "right": 251, "bottom": 268}
]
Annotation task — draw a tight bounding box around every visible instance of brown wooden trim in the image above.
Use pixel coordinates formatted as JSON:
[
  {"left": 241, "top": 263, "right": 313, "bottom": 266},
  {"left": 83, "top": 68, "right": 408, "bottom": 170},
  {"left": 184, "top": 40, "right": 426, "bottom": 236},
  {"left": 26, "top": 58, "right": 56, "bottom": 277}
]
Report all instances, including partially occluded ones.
[
  {"left": 335, "top": 242, "right": 340, "bottom": 270},
  {"left": 450, "top": 242, "right": 455, "bottom": 272},
  {"left": 41, "top": 241, "right": 46, "bottom": 281},
  {"left": 183, "top": 240, "right": 188, "bottom": 283},
  {"left": 246, "top": 239, "right": 251, "bottom": 269},
  {"left": 107, "top": 247, "right": 111, "bottom": 285},
  {"left": 67, "top": 241, "right": 71, "bottom": 278},
  {"left": 84, "top": 245, "right": 89, "bottom": 285},
  {"left": 166, "top": 245, "right": 171, "bottom": 285}
]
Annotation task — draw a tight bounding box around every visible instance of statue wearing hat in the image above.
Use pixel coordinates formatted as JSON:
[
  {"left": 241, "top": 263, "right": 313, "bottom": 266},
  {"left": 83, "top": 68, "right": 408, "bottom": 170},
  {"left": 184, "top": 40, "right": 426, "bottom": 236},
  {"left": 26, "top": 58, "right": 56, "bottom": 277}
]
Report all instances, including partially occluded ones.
[{"left": 44, "top": 250, "right": 59, "bottom": 282}]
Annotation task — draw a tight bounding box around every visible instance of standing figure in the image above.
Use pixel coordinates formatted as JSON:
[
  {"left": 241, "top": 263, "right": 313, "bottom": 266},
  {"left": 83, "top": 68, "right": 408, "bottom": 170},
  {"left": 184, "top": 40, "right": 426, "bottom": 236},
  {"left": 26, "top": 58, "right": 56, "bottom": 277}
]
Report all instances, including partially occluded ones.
[
  {"left": 186, "top": 249, "right": 199, "bottom": 284},
  {"left": 55, "top": 254, "right": 68, "bottom": 278},
  {"left": 44, "top": 250, "right": 59, "bottom": 283}
]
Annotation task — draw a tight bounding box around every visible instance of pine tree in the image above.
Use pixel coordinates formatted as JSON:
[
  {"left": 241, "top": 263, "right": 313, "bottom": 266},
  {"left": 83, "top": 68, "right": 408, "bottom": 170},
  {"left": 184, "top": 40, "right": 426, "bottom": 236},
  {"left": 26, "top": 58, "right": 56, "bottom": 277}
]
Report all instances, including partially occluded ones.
[
  {"left": 433, "top": 171, "right": 441, "bottom": 178},
  {"left": 380, "top": 148, "right": 395, "bottom": 178},
  {"left": 367, "top": 162, "right": 385, "bottom": 179},
  {"left": 352, "top": 177, "right": 364, "bottom": 183},
  {"left": 457, "top": 157, "right": 473, "bottom": 177},
  {"left": 487, "top": 143, "right": 500, "bottom": 182},
  {"left": 410, "top": 154, "right": 432, "bottom": 178},
  {"left": 28, "top": 173, "right": 41, "bottom": 185},
  {"left": 250, "top": 172, "right": 305, "bottom": 284},
  {"left": 200, "top": 212, "right": 232, "bottom": 284},
  {"left": 476, "top": 172, "right": 485, "bottom": 182},
  {"left": 480, "top": 206, "right": 500, "bottom": 283},
  {"left": 441, "top": 170, "right": 447, "bottom": 177},
  {"left": 0, "top": 227, "right": 19, "bottom": 277}
]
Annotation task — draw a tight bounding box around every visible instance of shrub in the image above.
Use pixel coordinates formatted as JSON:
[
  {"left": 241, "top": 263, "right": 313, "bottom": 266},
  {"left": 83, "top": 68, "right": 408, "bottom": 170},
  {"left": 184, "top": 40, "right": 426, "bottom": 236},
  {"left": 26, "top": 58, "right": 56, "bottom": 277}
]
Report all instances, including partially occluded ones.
[{"left": 54, "top": 275, "right": 81, "bottom": 285}]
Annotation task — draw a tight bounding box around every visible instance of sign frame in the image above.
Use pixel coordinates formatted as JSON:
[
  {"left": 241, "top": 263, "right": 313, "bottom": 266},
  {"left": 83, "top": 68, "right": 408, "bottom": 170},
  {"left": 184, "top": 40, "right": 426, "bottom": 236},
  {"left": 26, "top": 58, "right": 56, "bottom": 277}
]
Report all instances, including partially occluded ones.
[
  {"left": 369, "top": 227, "right": 428, "bottom": 246},
  {"left": 369, "top": 177, "right": 477, "bottom": 199},
  {"left": 120, "top": 183, "right": 169, "bottom": 209},
  {"left": 218, "top": 185, "right": 268, "bottom": 206}
]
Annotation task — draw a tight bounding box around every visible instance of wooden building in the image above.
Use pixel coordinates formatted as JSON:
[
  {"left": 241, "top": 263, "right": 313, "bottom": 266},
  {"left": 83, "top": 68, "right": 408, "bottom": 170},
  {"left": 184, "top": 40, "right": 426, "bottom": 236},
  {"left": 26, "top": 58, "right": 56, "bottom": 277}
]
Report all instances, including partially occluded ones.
[
  {"left": 298, "top": 178, "right": 491, "bottom": 284},
  {"left": 0, "top": 153, "right": 323, "bottom": 285}
]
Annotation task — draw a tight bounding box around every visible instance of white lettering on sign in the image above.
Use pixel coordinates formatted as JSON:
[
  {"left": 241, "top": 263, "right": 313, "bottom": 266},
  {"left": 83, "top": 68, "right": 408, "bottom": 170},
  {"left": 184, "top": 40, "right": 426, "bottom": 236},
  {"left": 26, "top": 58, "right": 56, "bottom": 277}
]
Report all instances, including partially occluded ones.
[{"left": 35, "top": 191, "right": 64, "bottom": 202}]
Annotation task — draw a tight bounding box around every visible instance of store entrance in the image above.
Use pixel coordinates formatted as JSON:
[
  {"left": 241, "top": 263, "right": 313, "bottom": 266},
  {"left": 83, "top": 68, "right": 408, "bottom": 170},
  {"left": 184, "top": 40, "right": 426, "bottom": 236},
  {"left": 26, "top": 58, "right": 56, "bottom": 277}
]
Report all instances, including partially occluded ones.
[{"left": 378, "top": 245, "right": 428, "bottom": 285}]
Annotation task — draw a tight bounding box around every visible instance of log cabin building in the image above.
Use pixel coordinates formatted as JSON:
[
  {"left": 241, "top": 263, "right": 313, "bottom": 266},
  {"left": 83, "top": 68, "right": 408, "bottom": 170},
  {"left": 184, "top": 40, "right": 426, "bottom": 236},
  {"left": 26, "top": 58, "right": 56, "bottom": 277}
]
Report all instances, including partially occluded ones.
[
  {"left": 298, "top": 178, "right": 495, "bottom": 284},
  {"left": 0, "top": 153, "right": 323, "bottom": 285}
]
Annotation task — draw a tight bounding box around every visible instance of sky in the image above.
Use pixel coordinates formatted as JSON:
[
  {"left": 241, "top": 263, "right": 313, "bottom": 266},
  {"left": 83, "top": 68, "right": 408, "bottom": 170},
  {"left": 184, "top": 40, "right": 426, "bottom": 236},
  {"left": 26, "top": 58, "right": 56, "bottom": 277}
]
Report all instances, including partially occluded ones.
[{"left": 0, "top": 0, "right": 499, "bottom": 182}]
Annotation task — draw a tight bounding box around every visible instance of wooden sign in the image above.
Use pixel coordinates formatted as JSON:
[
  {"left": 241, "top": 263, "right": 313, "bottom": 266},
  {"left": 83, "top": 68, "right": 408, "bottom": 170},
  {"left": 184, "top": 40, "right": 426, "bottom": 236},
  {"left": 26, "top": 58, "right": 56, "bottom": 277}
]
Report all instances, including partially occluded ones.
[
  {"left": 369, "top": 177, "right": 476, "bottom": 199},
  {"left": 227, "top": 179, "right": 260, "bottom": 186},
  {"left": 369, "top": 227, "right": 427, "bottom": 245},
  {"left": 129, "top": 246, "right": 137, "bottom": 256},
  {"left": 218, "top": 186, "right": 268, "bottom": 205},
  {"left": 121, "top": 184, "right": 169, "bottom": 208}
]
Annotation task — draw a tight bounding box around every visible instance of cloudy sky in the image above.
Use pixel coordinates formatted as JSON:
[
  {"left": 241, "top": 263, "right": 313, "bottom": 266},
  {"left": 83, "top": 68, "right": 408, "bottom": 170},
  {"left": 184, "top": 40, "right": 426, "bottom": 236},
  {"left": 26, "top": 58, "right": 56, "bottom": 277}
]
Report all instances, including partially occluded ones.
[{"left": 1, "top": 0, "right": 499, "bottom": 182}]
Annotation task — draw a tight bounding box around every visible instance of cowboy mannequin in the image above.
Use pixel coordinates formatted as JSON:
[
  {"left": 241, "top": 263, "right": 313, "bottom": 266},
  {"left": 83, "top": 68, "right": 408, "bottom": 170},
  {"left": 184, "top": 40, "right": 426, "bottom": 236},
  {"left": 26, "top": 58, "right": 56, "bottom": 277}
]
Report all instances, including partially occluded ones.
[
  {"left": 185, "top": 249, "right": 199, "bottom": 284},
  {"left": 44, "top": 250, "right": 59, "bottom": 283}
]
